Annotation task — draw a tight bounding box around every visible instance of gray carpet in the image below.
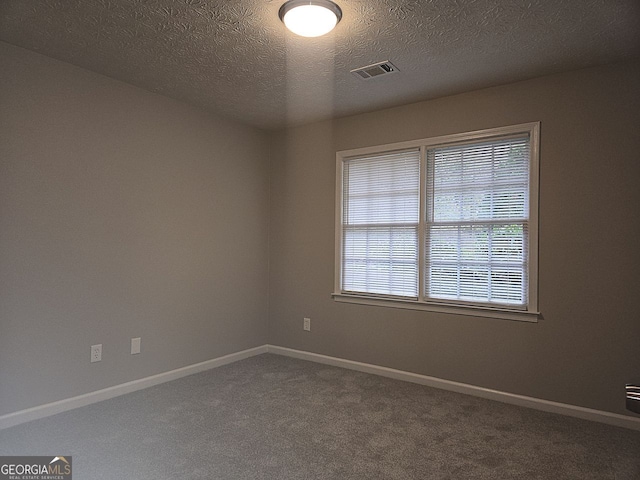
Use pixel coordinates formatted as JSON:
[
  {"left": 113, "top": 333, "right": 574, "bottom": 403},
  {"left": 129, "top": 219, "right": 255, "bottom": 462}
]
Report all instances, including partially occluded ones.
[{"left": 1, "top": 354, "right": 639, "bottom": 479}]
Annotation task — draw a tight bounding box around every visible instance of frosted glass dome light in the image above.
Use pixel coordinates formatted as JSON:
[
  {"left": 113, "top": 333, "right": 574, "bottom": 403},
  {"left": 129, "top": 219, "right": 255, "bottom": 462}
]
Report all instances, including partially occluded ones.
[{"left": 279, "top": 0, "right": 342, "bottom": 37}]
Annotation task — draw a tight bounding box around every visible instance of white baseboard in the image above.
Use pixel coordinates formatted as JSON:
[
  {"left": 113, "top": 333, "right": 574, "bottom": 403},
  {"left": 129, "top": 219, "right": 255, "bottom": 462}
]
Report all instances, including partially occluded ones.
[
  {"left": 4, "top": 344, "right": 639, "bottom": 432},
  {"left": 266, "top": 345, "right": 640, "bottom": 432},
  {"left": 0, "top": 345, "right": 268, "bottom": 430}
]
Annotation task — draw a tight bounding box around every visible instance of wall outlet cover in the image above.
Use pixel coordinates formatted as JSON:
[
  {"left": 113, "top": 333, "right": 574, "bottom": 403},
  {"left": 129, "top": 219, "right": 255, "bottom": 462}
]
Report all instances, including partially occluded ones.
[{"left": 91, "top": 344, "right": 102, "bottom": 363}]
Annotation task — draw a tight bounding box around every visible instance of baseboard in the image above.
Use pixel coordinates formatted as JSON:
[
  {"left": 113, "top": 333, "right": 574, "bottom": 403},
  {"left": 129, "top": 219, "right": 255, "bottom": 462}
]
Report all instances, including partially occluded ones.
[
  {"left": 266, "top": 345, "right": 640, "bottom": 432},
  {"left": 4, "top": 344, "right": 639, "bottom": 432},
  {"left": 0, "top": 345, "right": 268, "bottom": 430}
]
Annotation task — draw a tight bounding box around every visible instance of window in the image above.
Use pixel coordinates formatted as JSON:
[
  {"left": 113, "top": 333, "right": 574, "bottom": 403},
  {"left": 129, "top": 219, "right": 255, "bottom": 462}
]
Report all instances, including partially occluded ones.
[
  {"left": 334, "top": 123, "right": 539, "bottom": 321},
  {"left": 341, "top": 149, "right": 420, "bottom": 298}
]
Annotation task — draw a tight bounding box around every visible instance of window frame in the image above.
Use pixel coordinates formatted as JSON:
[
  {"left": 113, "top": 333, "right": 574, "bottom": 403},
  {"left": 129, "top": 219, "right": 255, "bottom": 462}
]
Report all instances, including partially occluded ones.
[{"left": 333, "top": 122, "right": 540, "bottom": 322}]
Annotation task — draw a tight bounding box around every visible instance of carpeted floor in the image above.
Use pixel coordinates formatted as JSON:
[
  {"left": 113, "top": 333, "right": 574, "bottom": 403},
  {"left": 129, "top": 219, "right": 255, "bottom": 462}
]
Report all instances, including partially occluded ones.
[{"left": 1, "top": 354, "right": 639, "bottom": 479}]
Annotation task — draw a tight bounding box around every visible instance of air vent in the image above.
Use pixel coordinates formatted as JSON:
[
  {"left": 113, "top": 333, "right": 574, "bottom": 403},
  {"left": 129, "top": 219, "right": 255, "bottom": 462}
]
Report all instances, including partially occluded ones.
[{"left": 351, "top": 61, "right": 399, "bottom": 80}]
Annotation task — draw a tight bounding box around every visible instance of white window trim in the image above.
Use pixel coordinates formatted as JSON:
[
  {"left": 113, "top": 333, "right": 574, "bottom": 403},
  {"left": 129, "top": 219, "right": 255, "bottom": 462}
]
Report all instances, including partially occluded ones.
[{"left": 333, "top": 122, "right": 540, "bottom": 322}]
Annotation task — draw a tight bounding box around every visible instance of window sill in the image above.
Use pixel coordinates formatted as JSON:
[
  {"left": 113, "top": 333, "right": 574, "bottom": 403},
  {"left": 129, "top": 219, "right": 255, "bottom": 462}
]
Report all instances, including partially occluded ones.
[{"left": 331, "top": 293, "right": 540, "bottom": 323}]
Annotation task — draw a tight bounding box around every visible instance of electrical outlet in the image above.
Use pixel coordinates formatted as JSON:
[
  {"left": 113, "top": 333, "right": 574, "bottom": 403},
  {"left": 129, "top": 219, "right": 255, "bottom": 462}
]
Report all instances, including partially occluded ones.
[
  {"left": 131, "top": 337, "right": 141, "bottom": 355},
  {"left": 91, "top": 344, "right": 102, "bottom": 363},
  {"left": 303, "top": 317, "right": 311, "bottom": 331}
]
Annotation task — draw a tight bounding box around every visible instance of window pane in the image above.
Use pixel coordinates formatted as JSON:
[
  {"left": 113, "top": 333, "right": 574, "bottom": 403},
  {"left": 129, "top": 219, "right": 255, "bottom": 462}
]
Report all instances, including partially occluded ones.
[
  {"left": 492, "top": 224, "right": 525, "bottom": 263},
  {"left": 429, "top": 137, "right": 529, "bottom": 222},
  {"left": 459, "top": 265, "right": 489, "bottom": 301},
  {"left": 426, "top": 224, "right": 526, "bottom": 305},
  {"left": 344, "top": 150, "right": 420, "bottom": 225},
  {"left": 433, "top": 186, "right": 527, "bottom": 221},
  {"left": 491, "top": 268, "right": 525, "bottom": 304},
  {"left": 343, "top": 226, "right": 418, "bottom": 297}
]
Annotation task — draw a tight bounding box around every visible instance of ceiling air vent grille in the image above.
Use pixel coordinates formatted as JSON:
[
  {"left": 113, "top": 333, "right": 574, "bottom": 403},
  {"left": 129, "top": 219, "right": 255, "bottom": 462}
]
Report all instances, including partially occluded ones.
[{"left": 351, "top": 61, "right": 399, "bottom": 80}]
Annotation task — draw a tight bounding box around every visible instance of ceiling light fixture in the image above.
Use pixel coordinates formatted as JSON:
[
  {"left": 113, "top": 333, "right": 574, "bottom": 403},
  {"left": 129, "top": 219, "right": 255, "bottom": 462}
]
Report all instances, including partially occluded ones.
[{"left": 279, "top": 0, "right": 342, "bottom": 38}]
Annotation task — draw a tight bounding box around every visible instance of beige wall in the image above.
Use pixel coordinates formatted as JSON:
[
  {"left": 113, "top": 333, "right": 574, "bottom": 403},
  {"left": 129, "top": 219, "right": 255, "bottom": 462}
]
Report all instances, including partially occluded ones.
[
  {"left": 269, "top": 60, "right": 640, "bottom": 417},
  {"left": 2, "top": 38, "right": 639, "bottom": 421},
  {"left": 0, "top": 42, "right": 270, "bottom": 416}
]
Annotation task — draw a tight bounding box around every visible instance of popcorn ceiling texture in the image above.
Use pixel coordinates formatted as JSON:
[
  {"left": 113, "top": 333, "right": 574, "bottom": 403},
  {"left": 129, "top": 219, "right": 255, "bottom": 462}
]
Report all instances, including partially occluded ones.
[{"left": 1, "top": 0, "right": 639, "bottom": 129}]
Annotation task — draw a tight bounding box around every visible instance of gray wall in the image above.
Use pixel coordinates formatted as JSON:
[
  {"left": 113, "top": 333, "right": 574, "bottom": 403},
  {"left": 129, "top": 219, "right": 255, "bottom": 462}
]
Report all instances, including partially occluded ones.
[
  {"left": 2, "top": 38, "right": 638, "bottom": 421},
  {"left": 269, "top": 60, "right": 640, "bottom": 417},
  {"left": 0, "top": 42, "right": 270, "bottom": 416}
]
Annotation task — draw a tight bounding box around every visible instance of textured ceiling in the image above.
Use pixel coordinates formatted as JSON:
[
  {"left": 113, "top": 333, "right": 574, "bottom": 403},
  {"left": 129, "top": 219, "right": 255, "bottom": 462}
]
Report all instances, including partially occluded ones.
[{"left": 1, "top": 0, "right": 639, "bottom": 130}]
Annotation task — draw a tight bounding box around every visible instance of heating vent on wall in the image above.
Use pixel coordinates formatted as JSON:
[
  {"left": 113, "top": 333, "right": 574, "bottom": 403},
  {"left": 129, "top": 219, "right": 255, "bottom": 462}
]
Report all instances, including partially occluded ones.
[{"left": 351, "top": 61, "right": 399, "bottom": 80}]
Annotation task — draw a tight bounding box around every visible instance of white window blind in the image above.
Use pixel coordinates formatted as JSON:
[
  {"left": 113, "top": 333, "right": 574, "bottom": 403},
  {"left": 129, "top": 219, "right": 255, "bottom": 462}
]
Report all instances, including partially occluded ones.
[
  {"left": 425, "top": 135, "right": 530, "bottom": 306},
  {"left": 335, "top": 123, "right": 539, "bottom": 320},
  {"left": 342, "top": 149, "right": 420, "bottom": 297}
]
